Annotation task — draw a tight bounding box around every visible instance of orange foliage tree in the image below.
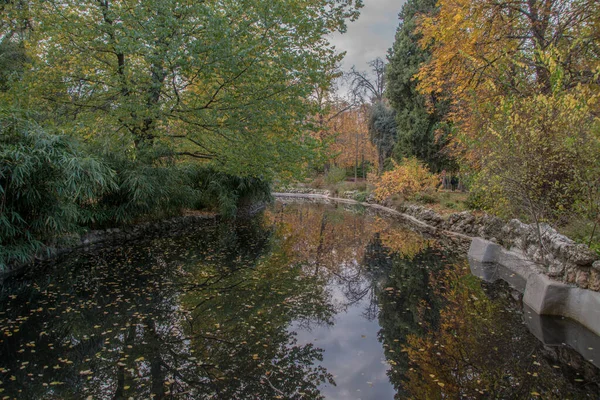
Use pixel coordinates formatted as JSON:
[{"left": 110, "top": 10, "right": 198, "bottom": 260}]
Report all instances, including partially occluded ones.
[
  {"left": 309, "top": 77, "right": 378, "bottom": 176},
  {"left": 328, "top": 105, "right": 377, "bottom": 173}
]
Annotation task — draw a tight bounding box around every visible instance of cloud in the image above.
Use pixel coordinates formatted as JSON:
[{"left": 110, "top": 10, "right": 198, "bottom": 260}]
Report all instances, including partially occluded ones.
[{"left": 330, "top": 0, "right": 407, "bottom": 73}]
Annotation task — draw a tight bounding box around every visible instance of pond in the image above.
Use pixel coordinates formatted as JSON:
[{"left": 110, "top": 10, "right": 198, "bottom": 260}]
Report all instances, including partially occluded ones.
[{"left": 1, "top": 200, "right": 599, "bottom": 399}]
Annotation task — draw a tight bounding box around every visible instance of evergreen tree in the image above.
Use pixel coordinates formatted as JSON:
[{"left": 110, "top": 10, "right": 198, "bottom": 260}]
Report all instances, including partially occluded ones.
[
  {"left": 386, "top": 0, "right": 453, "bottom": 172},
  {"left": 367, "top": 101, "right": 397, "bottom": 173}
]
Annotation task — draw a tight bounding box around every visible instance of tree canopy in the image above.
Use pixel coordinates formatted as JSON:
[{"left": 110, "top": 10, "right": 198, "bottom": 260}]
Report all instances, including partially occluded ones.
[
  {"left": 415, "top": 0, "right": 600, "bottom": 226},
  {"left": 3, "top": 0, "right": 363, "bottom": 179}
]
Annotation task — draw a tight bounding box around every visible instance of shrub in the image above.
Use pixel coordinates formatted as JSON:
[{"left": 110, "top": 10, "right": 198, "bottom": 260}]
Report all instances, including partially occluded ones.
[
  {"left": 79, "top": 142, "right": 201, "bottom": 227},
  {"left": 325, "top": 166, "right": 347, "bottom": 184},
  {"left": 444, "top": 201, "right": 457, "bottom": 209},
  {"left": 190, "top": 167, "right": 272, "bottom": 218},
  {"left": 353, "top": 192, "right": 368, "bottom": 202},
  {"left": 309, "top": 176, "right": 325, "bottom": 189},
  {"left": 0, "top": 114, "right": 115, "bottom": 269},
  {"left": 372, "top": 158, "right": 438, "bottom": 201},
  {"left": 473, "top": 91, "right": 600, "bottom": 225},
  {"left": 86, "top": 145, "right": 272, "bottom": 223},
  {"left": 414, "top": 193, "right": 437, "bottom": 204}
]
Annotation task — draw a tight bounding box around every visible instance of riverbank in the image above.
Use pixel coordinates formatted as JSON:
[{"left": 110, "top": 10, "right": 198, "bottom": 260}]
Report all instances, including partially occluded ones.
[
  {"left": 0, "top": 212, "right": 219, "bottom": 283},
  {"left": 0, "top": 198, "right": 273, "bottom": 284}
]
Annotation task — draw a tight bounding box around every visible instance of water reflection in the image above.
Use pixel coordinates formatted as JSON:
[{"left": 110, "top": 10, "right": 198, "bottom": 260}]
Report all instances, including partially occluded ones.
[
  {"left": 0, "top": 200, "right": 598, "bottom": 399},
  {"left": 398, "top": 269, "right": 600, "bottom": 399},
  {"left": 0, "top": 219, "right": 335, "bottom": 399}
]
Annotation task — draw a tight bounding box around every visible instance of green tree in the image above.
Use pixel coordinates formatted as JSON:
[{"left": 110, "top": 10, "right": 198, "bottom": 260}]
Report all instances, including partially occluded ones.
[
  {"left": 18, "top": 0, "right": 362, "bottom": 179},
  {"left": 386, "top": 0, "right": 453, "bottom": 172},
  {"left": 367, "top": 101, "right": 397, "bottom": 173}
]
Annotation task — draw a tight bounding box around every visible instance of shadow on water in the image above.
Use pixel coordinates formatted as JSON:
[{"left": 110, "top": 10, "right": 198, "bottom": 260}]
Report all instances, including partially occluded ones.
[{"left": 0, "top": 200, "right": 599, "bottom": 399}]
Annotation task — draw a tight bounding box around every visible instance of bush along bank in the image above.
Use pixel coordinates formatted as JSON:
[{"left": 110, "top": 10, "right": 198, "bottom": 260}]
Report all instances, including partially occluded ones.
[{"left": 0, "top": 125, "right": 272, "bottom": 275}]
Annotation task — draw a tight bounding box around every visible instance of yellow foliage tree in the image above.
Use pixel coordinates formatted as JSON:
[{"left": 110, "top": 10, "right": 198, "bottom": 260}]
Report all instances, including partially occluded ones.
[
  {"left": 416, "top": 0, "right": 600, "bottom": 163},
  {"left": 372, "top": 158, "right": 438, "bottom": 201},
  {"left": 415, "top": 0, "right": 600, "bottom": 226}
]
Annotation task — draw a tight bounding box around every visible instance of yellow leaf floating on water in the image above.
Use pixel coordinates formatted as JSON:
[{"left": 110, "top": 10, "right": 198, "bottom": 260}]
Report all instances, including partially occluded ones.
[
  {"left": 134, "top": 357, "right": 145, "bottom": 362},
  {"left": 437, "top": 382, "right": 445, "bottom": 387},
  {"left": 531, "top": 392, "right": 541, "bottom": 397},
  {"left": 252, "top": 354, "right": 259, "bottom": 360}
]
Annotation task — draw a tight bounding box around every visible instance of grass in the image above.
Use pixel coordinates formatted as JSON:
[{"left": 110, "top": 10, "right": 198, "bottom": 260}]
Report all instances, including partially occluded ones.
[
  {"left": 416, "top": 191, "right": 470, "bottom": 215},
  {"left": 558, "top": 217, "right": 600, "bottom": 256}
]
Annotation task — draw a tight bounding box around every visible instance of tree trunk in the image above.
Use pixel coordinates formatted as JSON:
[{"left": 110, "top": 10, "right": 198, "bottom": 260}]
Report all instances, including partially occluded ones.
[{"left": 355, "top": 133, "right": 359, "bottom": 182}]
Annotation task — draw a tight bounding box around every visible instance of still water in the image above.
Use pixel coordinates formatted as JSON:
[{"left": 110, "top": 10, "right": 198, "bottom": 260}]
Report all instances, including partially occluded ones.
[{"left": 0, "top": 200, "right": 599, "bottom": 399}]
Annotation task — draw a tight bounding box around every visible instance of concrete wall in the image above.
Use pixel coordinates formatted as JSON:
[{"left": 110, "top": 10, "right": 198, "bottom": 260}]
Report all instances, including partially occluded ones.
[{"left": 469, "top": 238, "right": 600, "bottom": 337}]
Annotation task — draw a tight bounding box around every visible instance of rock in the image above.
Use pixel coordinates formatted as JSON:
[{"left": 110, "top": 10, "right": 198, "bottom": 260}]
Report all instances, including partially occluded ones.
[
  {"left": 547, "top": 258, "right": 565, "bottom": 277},
  {"left": 565, "top": 244, "right": 598, "bottom": 266},
  {"left": 589, "top": 270, "right": 600, "bottom": 292},
  {"left": 565, "top": 267, "right": 577, "bottom": 284},
  {"left": 593, "top": 260, "right": 600, "bottom": 272},
  {"left": 576, "top": 270, "right": 590, "bottom": 289}
]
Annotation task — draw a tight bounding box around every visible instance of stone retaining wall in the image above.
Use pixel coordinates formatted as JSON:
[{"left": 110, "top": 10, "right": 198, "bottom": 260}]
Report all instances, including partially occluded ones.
[
  {"left": 469, "top": 238, "right": 600, "bottom": 337},
  {"left": 396, "top": 204, "right": 600, "bottom": 291}
]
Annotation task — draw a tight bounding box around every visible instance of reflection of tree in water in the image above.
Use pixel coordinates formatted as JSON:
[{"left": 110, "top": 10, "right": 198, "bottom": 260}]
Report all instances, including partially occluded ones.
[
  {"left": 267, "top": 202, "right": 381, "bottom": 315},
  {"left": 270, "top": 201, "right": 457, "bottom": 395},
  {"left": 363, "top": 236, "right": 453, "bottom": 397},
  {"left": 0, "top": 217, "right": 336, "bottom": 399},
  {"left": 6, "top": 201, "right": 596, "bottom": 399},
  {"left": 400, "top": 264, "right": 600, "bottom": 399},
  {"left": 266, "top": 201, "right": 431, "bottom": 320}
]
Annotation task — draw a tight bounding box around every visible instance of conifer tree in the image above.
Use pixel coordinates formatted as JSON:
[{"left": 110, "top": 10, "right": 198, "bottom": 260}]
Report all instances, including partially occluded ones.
[{"left": 386, "top": 0, "right": 453, "bottom": 172}]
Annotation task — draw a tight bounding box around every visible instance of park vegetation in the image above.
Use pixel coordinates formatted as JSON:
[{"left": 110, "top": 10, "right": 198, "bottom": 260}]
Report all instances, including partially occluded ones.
[
  {"left": 0, "top": 0, "right": 364, "bottom": 269},
  {"left": 312, "top": 0, "right": 599, "bottom": 254},
  {"left": 2, "top": 0, "right": 600, "bottom": 269}
]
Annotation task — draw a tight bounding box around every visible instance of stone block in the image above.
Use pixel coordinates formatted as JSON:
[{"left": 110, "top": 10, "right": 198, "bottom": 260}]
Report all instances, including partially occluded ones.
[
  {"left": 523, "top": 273, "right": 571, "bottom": 316},
  {"left": 468, "top": 259, "right": 498, "bottom": 282},
  {"left": 468, "top": 237, "right": 501, "bottom": 263}
]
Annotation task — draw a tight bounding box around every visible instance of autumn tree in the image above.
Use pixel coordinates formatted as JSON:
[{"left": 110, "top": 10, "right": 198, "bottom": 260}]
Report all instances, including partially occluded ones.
[
  {"left": 329, "top": 104, "right": 377, "bottom": 179},
  {"left": 309, "top": 70, "right": 378, "bottom": 177},
  {"left": 416, "top": 0, "right": 600, "bottom": 229}
]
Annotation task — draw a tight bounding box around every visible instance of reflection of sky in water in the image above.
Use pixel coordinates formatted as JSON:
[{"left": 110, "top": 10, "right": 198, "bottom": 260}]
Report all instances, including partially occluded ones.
[{"left": 291, "top": 275, "right": 395, "bottom": 399}]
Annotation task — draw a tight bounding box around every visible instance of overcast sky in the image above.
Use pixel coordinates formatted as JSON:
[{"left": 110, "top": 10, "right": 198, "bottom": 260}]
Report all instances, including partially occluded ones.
[{"left": 329, "top": 0, "right": 407, "bottom": 74}]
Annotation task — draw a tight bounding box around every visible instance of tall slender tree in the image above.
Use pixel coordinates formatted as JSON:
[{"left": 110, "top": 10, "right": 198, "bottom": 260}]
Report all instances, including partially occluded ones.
[{"left": 386, "top": 0, "right": 454, "bottom": 172}]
